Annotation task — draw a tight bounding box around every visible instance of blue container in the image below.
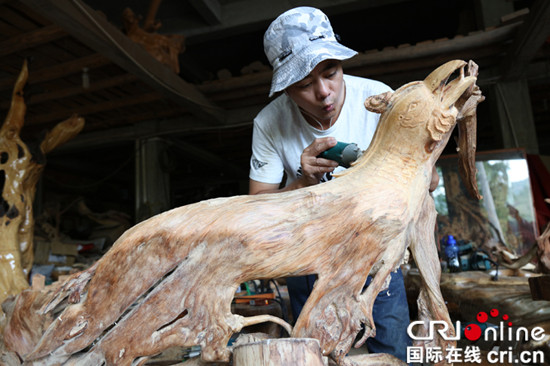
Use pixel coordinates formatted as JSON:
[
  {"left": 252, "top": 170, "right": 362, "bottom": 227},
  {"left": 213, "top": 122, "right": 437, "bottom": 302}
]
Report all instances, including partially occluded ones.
[{"left": 445, "top": 235, "right": 460, "bottom": 272}]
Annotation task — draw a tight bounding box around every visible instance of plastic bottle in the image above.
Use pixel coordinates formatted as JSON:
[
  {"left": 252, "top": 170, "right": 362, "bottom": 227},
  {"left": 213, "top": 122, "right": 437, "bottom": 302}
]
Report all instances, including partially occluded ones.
[{"left": 445, "top": 235, "right": 460, "bottom": 273}]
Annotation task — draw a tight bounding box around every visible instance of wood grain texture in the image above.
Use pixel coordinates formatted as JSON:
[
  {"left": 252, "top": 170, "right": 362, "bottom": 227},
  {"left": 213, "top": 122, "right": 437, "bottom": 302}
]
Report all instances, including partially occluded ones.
[
  {"left": 233, "top": 338, "right": 326, "bottom": 366},
  {"left": 537, "top": 221, "right": 550, "bottom": 274},
  {"left": 1, "top": 60, "right": 483, "bottom": 366}
]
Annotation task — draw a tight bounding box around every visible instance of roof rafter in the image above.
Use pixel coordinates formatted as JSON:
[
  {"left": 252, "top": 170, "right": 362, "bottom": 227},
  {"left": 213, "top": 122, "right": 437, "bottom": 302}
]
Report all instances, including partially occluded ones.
[
  {"left": 501, "top": 0, "right": 550, "bottom": 80},
  {"left": 19, "top": 0, "right": 226, "bottom": 123},
  {"left": 0, "top": 24, "right": 67, "bottom": 58},
  {"left": 188, "top": 0, "right": 221, "bottom": 26}
]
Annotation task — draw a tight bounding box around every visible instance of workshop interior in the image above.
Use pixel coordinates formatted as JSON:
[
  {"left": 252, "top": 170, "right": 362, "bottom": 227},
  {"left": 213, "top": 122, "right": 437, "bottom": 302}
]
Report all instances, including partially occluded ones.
[{"left": 1, "top": 0, "right": 550, "bottom": 365}]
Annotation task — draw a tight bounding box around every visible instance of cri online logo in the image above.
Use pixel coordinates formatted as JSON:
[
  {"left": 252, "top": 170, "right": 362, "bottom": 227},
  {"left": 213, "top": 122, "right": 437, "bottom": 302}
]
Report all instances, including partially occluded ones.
[
  {"left": 408, "top": 308, "right": 546, "bottom": 342},
  {"left": 463, "top": 308, "right": 510, "bottom": 341}
]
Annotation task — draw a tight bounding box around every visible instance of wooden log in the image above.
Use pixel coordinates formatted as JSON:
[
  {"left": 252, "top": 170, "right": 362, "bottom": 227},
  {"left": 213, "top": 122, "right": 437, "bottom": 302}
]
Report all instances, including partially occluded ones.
[
  {"left": 233, "top": 338, "right": 326, "bottom": 366},
  {"left": 344, "top": 354, "right": 407, "bottom": 365},
  {"left": 231, "top": 334, "right": 408, "bottom": 366}
]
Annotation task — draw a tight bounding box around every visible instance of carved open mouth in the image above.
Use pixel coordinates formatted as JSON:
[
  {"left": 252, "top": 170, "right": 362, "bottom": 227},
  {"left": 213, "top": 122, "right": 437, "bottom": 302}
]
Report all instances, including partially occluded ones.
[{"left": 424, "top": 60, "right": 477, "bottom": 109}]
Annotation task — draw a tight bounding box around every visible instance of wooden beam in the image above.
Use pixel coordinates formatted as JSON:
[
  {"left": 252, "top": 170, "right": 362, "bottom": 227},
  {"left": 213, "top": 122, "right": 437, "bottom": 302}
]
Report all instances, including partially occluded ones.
[
  {"left": 19, "top": 0, "right": 225, "bottom": 123},
  {"left": 30, "top": 74, "right": 138, "bottom": 106},
  {"left": 473, "top": 0, "right": 514, "bottom": 29},
  {"left": 92, "top": 106, "right": 190, "bottom": 128},
  {"left": 0, "top": 24, "right": 67, "bottom": 57},
  {"left": 170, "top": 137, "right": 247, "bottom": 177},
  {"left": 27, "top": 92, "right": 162, "bottom": 125},
  {"left": 188, "top": 0, "right": 222, "bottom": 25},
  {"left": 345, "top": 23, "right": 520, "bottom": 71},
  {"left": 0, "top": 53, "right": 110, "bottom": 91},
  {"left": 177, "top": 0, "right": 413, "bottom": 43},
  {"left": 501, "top": 0, "right": 550, "bottom": 80},
  {"left": 53, "top": 106, "right": 261, "bottom": 153},
  {"left": 197, "top": 23, "right": 520, "bottom": 96},
  {"left": 0, "top": 74, "right": 138, "bottom": 110}
]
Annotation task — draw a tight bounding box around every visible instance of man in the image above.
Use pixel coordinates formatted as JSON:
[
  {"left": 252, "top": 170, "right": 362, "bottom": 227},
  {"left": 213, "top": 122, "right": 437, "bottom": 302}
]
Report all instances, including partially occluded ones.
[{"left": 249, "top": 7, "right": 411, "bottom": 362}]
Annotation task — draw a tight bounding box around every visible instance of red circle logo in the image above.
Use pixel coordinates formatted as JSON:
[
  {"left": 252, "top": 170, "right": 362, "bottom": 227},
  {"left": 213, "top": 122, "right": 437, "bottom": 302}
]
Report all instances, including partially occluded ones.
[
  {"left": 464, "top": 324, "right": 482, "bottom": 341},
  {"left": 477, "top": 311, "right": 488, "bottom": 323}
]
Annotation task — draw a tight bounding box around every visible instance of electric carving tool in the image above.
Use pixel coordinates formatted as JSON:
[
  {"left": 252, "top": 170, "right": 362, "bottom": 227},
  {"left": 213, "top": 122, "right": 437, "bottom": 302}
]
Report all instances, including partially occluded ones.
[{"left": 318, "top": 141, "right": 362, "bottom": 168}]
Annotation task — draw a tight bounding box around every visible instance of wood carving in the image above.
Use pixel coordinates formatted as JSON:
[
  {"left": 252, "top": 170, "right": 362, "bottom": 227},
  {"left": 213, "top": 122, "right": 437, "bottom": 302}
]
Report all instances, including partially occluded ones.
[
  {"left": 483, "top": 198, "right": 550, "bottom": 273},
  {"left": 122, "top": 7, "right": 186, "bottom": 74},
  {"left": 0, "top": 61, "right": 84, "bottom": 312},
  {"left": 456, "top": 73, "right": 484, "bottom": 201},
  {"left": 1, "top": 60, "right": 483, "bottom": 366},
  {"left": 438, "top": 166, "right": 494, "bottom": 248},
  {"left": 537, "top": 214, "right": 550, "bottom": 274}
]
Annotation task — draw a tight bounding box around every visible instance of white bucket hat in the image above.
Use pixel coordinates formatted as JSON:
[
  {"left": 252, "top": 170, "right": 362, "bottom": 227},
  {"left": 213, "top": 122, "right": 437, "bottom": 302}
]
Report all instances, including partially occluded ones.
[{"left": 264, "top": 6, "right": 358, "bottom": 97}]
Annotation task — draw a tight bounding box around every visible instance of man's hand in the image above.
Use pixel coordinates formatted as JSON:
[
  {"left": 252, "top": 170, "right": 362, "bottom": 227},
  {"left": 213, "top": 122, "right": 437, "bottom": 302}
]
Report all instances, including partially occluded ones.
[
  {"left": 249, "top": 137, "right": 339, "bottom": 195},
  {"left": 300, "top": 137, "right": 339, "bottom": 186}
]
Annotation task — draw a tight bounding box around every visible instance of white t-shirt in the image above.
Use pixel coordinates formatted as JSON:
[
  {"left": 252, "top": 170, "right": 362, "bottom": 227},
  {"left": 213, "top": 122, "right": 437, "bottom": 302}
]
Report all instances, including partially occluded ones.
[{"left": 250, "top": 74, "right": 392, "bottom": 186}]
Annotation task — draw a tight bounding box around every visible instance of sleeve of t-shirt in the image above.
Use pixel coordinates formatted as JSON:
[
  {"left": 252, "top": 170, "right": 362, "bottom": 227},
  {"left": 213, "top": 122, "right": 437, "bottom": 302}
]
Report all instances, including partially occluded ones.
[{"left": 249, "top": 119, "right": 285, "bottom": 184}]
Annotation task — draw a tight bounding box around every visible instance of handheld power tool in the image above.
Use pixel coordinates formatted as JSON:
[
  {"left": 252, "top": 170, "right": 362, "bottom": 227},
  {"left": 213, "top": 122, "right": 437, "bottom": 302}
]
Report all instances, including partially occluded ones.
[{"left": 318, "top": 141, "right": 362, "bottom": 168}]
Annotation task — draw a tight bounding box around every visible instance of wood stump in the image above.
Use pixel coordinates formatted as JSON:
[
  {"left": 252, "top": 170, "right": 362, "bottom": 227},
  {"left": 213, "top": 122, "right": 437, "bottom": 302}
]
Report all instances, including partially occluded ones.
[{"left": 233, "top": 338, "right": 326, "bottom": 366}]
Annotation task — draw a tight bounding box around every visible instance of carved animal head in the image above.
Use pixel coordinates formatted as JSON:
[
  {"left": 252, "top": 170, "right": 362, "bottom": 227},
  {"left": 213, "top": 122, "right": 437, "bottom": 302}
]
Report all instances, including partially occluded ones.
[{"left": 364, "top": 60, "right": 477, "bottom": 158}]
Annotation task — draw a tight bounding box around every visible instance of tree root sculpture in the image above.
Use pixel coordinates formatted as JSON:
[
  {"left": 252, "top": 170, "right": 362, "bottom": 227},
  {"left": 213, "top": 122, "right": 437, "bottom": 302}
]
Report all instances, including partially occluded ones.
[
  {"left": 537, "top": 220, "right": 550, "bottom": 274},
  {"left": 1, "top": 60, "right": 483, "bottom": 366},
  {"left": 0, "top": 60, "right": 85, "bottom": 312},
  {"left": 122, "top": 7, "right": 186, "bottom": 74}
]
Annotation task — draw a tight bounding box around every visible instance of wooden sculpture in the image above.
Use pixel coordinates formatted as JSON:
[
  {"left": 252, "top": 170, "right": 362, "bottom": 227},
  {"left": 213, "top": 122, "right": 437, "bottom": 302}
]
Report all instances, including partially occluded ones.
[
  {"left": 122, "top": 6, "right": 186, "bottom": 74},
  {"left": 1, "top": 60, "right": 483, "bottom": 366},
  {"left": 0, "top": 61, "right": 84, "bottom": 312},
  {"left": 537, "top": 210, "right": 550, "bottom": 274},
  {"left": 483, "top": 198, "right": 550, "bottom": 274}
]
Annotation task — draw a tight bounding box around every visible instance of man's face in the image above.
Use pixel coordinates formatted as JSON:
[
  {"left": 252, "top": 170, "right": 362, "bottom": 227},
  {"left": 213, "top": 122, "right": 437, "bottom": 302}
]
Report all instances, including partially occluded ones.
[{"left": 286, "top": 59, "right": 345, "bottom": 126}]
